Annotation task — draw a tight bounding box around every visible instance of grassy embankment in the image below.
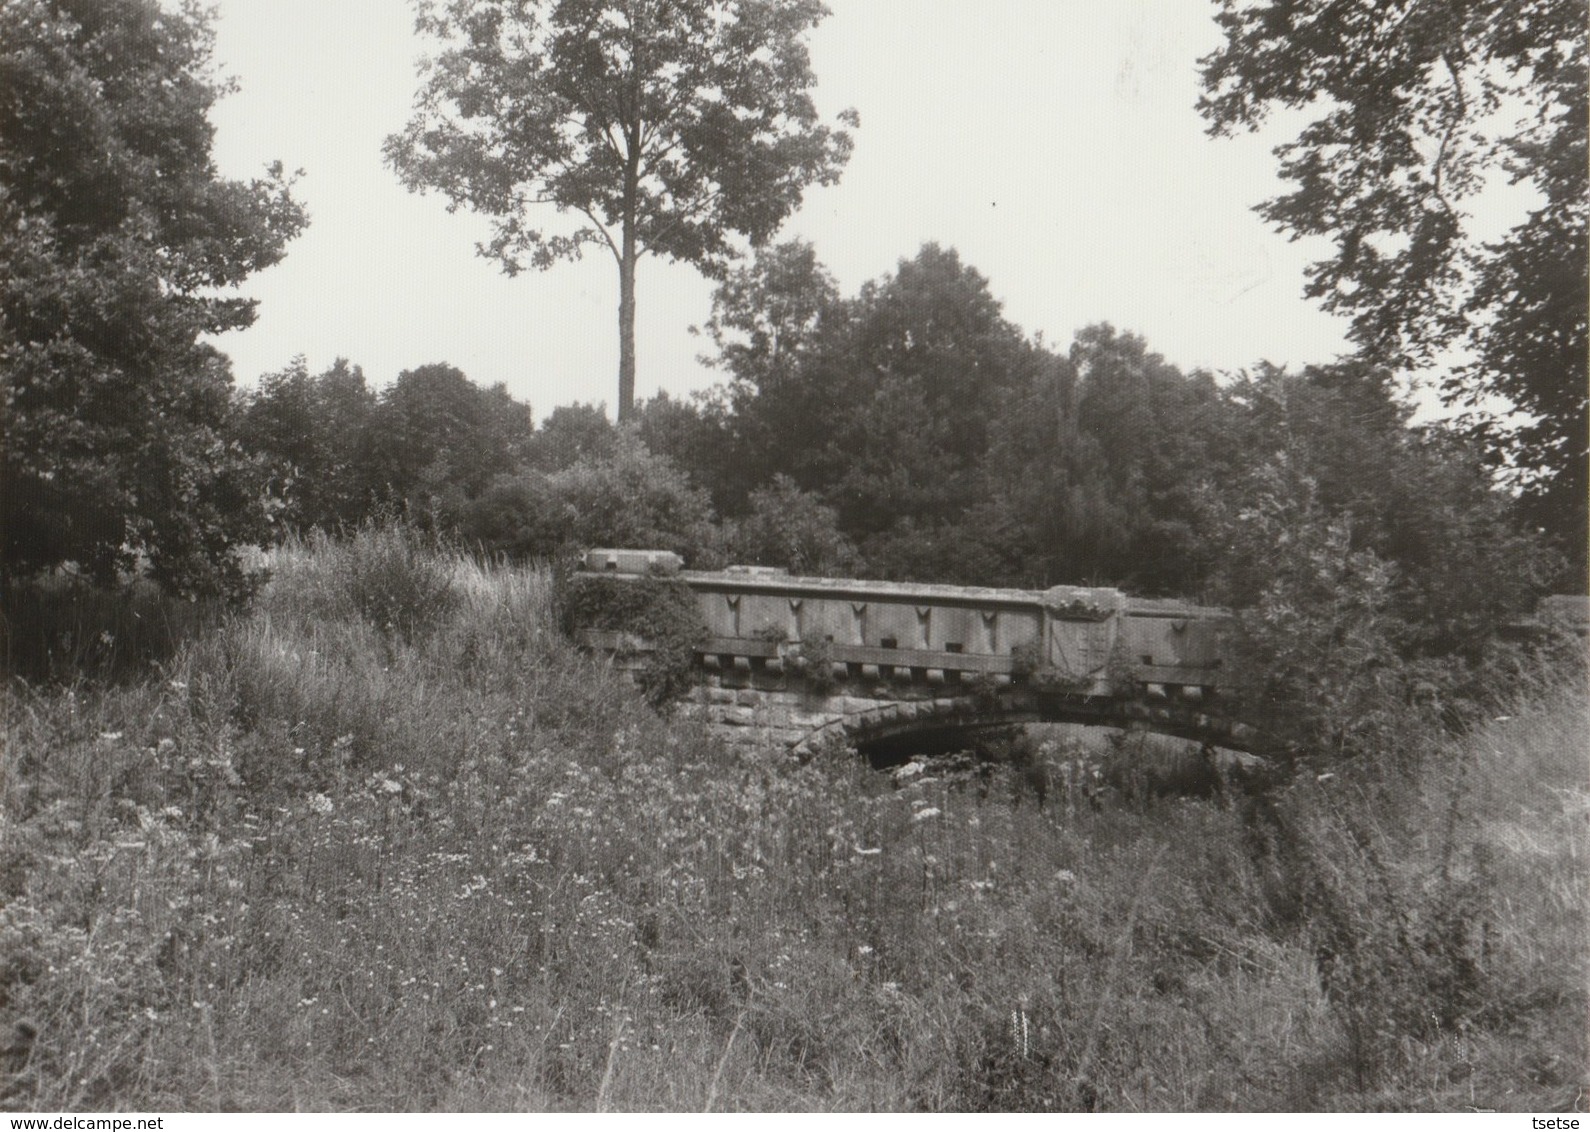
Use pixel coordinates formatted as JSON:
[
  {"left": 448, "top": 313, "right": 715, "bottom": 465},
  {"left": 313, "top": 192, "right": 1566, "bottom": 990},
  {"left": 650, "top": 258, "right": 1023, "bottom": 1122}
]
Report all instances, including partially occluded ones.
[{"left": 2, "top": 527, "right": 1585, "bottom": 1110}]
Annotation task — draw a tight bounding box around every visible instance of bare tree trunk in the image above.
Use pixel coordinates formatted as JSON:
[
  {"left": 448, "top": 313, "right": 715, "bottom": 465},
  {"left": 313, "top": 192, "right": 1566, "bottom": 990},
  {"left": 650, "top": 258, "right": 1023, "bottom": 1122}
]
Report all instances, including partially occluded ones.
[
  {"left": 617, "top": 147, "right": 640, "bottom": 423},
  {"left": 617, "top": 235, "right": 637, "bottom": 423}
]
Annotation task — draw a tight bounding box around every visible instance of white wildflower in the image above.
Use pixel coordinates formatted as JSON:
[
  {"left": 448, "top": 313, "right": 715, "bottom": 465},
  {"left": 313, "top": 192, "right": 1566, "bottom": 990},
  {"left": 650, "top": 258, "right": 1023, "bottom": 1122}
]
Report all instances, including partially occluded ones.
[
  {"left": 307, "top": 793, "right": 334, "bottom": 816},
  {"left": 912, "top": 807, "right": 941, "bottom": 823}
]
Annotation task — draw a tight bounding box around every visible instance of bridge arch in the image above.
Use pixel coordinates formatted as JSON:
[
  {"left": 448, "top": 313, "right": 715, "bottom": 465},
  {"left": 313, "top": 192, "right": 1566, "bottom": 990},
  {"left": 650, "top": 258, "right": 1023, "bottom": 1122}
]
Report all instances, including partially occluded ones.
[{"left": 787, "top": 687, "right": 1262, "bottom": 763}]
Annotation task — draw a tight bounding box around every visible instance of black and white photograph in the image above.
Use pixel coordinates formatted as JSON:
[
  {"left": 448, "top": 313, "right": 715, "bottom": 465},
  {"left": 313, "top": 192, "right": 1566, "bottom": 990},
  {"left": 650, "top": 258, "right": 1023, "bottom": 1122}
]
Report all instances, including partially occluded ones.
[{"left": 1, "top": 0, "right": 1585, "bottom": 1114}]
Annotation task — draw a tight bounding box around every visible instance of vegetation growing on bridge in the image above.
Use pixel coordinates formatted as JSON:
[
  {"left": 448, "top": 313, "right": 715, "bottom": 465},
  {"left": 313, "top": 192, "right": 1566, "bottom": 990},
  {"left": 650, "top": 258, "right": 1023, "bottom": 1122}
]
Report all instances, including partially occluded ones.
[{"left": 562, "top": 570, "right": 708, "bottom": 708}]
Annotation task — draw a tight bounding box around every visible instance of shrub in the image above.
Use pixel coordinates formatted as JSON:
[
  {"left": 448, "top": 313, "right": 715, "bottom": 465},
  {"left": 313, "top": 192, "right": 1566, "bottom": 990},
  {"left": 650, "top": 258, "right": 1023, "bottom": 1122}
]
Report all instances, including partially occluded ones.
[
  {"left": 796, "top": 636, "right": 839, "bottom": 696},
  {"left": 1203, "top": 463, "right": 1413, "bottom": 760},
  {"left": 459, "top": 434, "right": 719, "bottom": 564},
  {"left": 722, "top": 476, "right": 858, "bottom": 575}
]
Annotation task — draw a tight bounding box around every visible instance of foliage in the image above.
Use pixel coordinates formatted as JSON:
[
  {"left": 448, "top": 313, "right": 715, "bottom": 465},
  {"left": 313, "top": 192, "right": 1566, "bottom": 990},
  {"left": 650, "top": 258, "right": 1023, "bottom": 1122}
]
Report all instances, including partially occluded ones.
[
  {"left": 1248, "top": 678, "right": 1590, "bottom": 1090},
  {"left": 721, "top": 475, "right": 857, "bottom": 575},
  {"left": 1219, "top": 364, "right": 1561, "bottom": 658},
  {"left": 0, "top": 0, "right": 307, "bottom": 597},
  {"left": 1201, "top": 390, "right": 1556, "bottom": 759},
  {"left": 523, "top": 403, "right": 617, "bottom": 473},
  {"left": 700, "top": 240, "right": 842, "bottom": 399},
  {"left": 632, "top": 391, "right": 740, "bottom": 512},
  {"left": 826, "top": 244, "right": 1037, "bottom": 541},
  {"left": 232, "top": 359, "right": 535, "bottom": 539},
  {"left": 560, "top": 572, "right": 701, "bottom": 641},
  {"left": 385, "top": 0, "right": 856, "bottom": 419},
  {"left": 232, "top": 357, "right": 378, "bottom": 533},
  {"left": 692, "top": 240, "right": 850, "bottom": 507},
  {"left": 793, "top": 635, "right": 838, "bottom": 695},
  {"left": 338, "top": 521, "right": 460, "bottom": 644},
  {"left": 1204, "top": 460, "right": 1409, "bottom": 760},
  {"left": 0, "top": 578, "right": 222, "bottom": 686},
  {"left": 856, "top": 515, "right": 1009, "bottom": 587},
  {"left": 460, "top": 435, "right": 718, "bottom": 562},
  {"left": 693, "top": 238, "right": 1565, "bottom": 620},
  {"left": 696, "top": 241, "right": 1055, "bottom": 583},
  {"left": 1199, "top": 0, "right": 1588, "bottom": 577},
  {"left": 360, "top": 362, "right": 535, "bottom": 514},
  {"left": 1065, "top": 326, "right": 1241, "bottom": 590},
  {"left": 561, "top": 570, "right": 706, "bottom": 707}
]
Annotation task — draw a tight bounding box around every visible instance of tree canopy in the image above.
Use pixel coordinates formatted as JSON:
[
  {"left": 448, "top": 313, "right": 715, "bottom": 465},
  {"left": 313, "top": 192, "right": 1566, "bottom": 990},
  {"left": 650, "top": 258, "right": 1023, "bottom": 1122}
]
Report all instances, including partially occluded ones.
[
  {"left": 233, "top": 357, "right": 378, "bottom": 534},
  {"left": 1, "top": 0, "right": 307, "bottom": 595},
  {"left": 386, "top": 0, "right": 856, "bottom": 421},
  {"left": 1198, "top": 0, "right": 1588, "bottom": 581}
]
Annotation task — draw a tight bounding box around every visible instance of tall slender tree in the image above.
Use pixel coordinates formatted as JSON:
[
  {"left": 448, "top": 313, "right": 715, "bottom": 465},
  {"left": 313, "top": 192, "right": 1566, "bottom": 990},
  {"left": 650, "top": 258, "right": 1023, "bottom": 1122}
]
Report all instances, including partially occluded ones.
[{"left": 386, "top": 0, "right": 856, "bottom": 421}]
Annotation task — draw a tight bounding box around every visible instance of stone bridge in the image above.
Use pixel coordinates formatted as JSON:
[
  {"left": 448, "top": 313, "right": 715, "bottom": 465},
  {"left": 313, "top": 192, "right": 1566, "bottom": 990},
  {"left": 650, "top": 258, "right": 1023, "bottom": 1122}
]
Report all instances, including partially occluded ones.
[
  {"left": 572, "top": 551, "right": 1585, "bottom": 761},
  {"left": 574, "top": 549, "right": 1259, "bottom": 759}
]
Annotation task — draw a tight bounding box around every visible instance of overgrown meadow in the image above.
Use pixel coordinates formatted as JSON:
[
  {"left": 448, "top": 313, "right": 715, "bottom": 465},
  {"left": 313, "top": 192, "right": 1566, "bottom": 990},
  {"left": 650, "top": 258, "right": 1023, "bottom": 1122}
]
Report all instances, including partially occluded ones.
[{"left": 2, "top": 528, "right": 1585, "bottom": 1111}]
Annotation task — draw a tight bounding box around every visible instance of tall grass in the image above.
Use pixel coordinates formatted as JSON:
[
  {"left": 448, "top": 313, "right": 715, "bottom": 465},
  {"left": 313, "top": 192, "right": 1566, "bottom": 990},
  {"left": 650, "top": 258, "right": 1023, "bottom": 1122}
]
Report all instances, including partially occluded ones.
[{"left": 2, "top": 527, "right": 1584, "bottom": 1110}]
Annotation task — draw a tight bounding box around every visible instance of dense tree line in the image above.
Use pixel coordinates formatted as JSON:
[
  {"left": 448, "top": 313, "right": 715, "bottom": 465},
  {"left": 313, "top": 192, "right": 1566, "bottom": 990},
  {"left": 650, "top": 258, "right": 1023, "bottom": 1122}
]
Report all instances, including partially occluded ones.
[
  {"left": 235, "top": 358, "right": 538, "bottom": 534},
  {"left": 221, "top": 237, "right": 1561, "bottom": 659}
]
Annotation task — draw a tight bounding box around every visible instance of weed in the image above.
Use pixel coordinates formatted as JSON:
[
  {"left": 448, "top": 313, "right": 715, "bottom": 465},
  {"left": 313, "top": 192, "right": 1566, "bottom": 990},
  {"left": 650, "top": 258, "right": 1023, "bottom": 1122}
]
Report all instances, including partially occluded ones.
[{"left": 796, "top": 637, "right": 839, "bottom": 696}]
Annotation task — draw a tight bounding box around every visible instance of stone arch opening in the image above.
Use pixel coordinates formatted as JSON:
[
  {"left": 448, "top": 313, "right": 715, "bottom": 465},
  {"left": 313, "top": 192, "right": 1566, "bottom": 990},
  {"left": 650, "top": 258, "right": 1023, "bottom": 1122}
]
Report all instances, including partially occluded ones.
[{"left": 792, "top": 688, "right": 1260, "bottom": 764}]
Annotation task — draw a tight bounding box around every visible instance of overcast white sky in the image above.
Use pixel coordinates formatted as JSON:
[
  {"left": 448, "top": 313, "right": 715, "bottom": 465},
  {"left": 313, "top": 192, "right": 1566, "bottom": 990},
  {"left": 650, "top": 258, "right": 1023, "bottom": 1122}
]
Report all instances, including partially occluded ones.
[{"left": 205, "top": 0, "right": 1356, "bottom": 417}]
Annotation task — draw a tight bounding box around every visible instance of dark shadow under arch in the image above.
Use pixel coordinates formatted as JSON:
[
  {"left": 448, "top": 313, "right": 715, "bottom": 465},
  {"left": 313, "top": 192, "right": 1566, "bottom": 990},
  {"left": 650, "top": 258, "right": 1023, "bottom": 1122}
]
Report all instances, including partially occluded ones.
[{"left": 804, "top": 688, "right": 1262, "bottom": 764}]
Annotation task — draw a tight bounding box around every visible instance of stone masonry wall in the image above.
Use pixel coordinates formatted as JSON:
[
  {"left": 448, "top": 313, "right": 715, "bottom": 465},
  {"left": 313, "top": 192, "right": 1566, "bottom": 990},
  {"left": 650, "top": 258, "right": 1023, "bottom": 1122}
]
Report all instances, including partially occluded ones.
[{"left": 675, "top": 673, "right": 1005, "bottom": 756}]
